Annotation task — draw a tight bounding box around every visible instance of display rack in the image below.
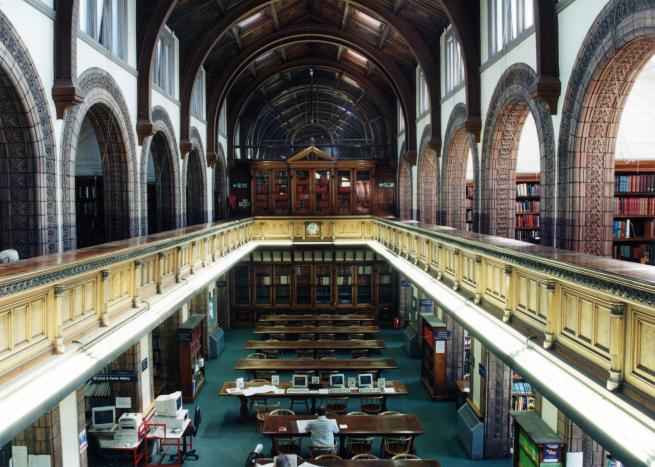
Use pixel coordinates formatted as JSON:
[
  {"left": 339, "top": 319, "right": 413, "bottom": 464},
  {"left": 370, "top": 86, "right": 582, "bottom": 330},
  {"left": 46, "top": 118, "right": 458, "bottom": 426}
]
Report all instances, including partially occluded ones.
[
  {"left": 613, "top": 160, "right": 655, "bottom": 263},
  {"left": 515, "top": 174, "right": 540, "bottom": 244}
]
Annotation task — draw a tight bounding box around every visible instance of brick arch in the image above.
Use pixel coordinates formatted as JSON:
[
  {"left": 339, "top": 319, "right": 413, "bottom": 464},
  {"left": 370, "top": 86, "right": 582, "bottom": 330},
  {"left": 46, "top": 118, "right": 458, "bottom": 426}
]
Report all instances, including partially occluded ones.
[
  {"left": 185, "top": 127, "right": 208, "bottom": 226},
  {"left": 61, "top": 68, "right": 137, "bottom": 250},
  {"left": 480, "top": 63, "right": 555, "bottom": 242},
  {"left": 213, "top": 142, "right": 227, "bottom": 221},
  {"left": 558, "top": 0, "right": 655, "bottom": 256},
  {"left": 441, "top": 103, "right": 479, "bottom": 231},
  {"left": 140, "top": 106, "right": 182, "bottom": 235},
  {"left": 0, "top": 11, "right": 57, "bottom": 258},
  {"left": 417, "top": 125, "right": 438, "bottom": 224}
]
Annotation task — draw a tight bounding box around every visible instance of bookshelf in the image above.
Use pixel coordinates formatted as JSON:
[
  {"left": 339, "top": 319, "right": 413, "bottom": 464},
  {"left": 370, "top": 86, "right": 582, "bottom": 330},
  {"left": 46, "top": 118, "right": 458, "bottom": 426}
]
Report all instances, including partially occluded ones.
[
  {"left": 420, "top": 314, "right": 449, "bottom": 400},
  {"left": 254, "top": 169, "right": 270, "bottom": 214},
  {"left": 613, "top": 160, "right": 655, "bottom": 263},
  {"left": 355, "top": 170, "right": 372, "bottom": 213},
  {"left": 273, "top": 169, "right": 290, "bottom": 214},
  {"left": 515, "top": 174, "right": 540, "bottom": 244},
  {"left": 510, "top": 411, "right": 566, "bottom": 467},
  {"left": 337, "top": 170, "right": 351, "bottom": 214},
  {"left": 314, "top": 169, "right": 331, "bottom": 215},
  {"left": 294, "top": 169, "right": 311, "bottom": 215},
  {"left": 75, "top": 176, "right": 105, "bottom": 248},
  {"left": 177, "top": 315, "right": 206, "bottom": 402},
  {"left": 465, "top": 182, "right": 473, "bottom": 231},
  {"left": 511, "top": 371, "right": 535, "bottom": 411}
]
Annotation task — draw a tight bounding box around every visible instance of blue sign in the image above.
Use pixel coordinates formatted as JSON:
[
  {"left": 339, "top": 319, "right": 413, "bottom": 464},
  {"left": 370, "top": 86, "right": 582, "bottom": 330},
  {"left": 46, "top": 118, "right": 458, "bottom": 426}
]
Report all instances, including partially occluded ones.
[
  {"left": 434, "top": 330, "right": 452, "bottom": 340},
  {"left": 419, "top": 299, "right": 433, "bottom": 307},
  {"left": 141, "top": 357, "right": 148, "bottom": 372},
  {"left": 217, "top": 281, "right": 227, "bottom": 288},
  {"left": 400, "top": 280, "right": 411, "bottom": 288},
  {"left": 478, "top": 364, "right": 487, "bottom": 378}
]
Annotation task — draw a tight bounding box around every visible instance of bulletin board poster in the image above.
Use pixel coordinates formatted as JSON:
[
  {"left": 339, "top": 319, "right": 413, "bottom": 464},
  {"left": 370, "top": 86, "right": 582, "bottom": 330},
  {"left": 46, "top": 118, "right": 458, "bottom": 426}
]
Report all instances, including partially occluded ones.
[{"left": 540, "top": 443, "right": 562, "bottom": 467}]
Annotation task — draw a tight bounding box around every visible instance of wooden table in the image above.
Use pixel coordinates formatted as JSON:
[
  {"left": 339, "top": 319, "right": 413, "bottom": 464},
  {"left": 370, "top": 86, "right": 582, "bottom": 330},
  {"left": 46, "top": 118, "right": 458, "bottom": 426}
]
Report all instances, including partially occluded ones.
[
  {"left": 257, "top": 314, "right": 375, "bottom": 323},
  {"left": 261, "top": 414, "right": 424, "bottom": 456},
  {"left": 235, "top": 358, "right": 397, "bottom": 372},
  {"left": 256, "top": 459, "right": 440, "bottom": 467},
  {"left": 220, "top": 380, "right": 408, "bottom": 421},
  {"left": 244, "top": 340, "right": 386, "bottom": 351},
  {"left": 254, "top": 325, "right": 380, "bottom": 336}
]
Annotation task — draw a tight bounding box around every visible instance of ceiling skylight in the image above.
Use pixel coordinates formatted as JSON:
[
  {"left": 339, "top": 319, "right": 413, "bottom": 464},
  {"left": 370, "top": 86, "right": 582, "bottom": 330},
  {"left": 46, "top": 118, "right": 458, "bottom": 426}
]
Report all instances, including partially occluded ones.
[
  {"left": 238, "top": 11, "right": 263, "bottom": 29},
  {"left": 346, "top": 49, "right": 368, "bottom": 64},
  {"left": 354, "top": 10, "right": 383, "bottom": 30}
]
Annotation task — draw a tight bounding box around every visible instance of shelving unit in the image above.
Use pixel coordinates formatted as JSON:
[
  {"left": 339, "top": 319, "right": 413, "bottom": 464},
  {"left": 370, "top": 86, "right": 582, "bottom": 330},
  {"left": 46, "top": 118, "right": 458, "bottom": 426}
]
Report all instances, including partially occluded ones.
[
  {"left": 273, "top": 169, "right": 290, "bottom": 214},
  {"left": 314, "top": 170, "right": 331, "bottom": 215},
  {"left": 465, "top": 182, "right": 473, "bottom": 231},
  {"left": 510, "top": 411, "right": 566, "bottom": 467},
  {"left": 511, "top": 371, "right": 535, "bottom": 411},
  {"left": 420, "top": 313, "right": 449, "bottom": 400},
  {"left": 613, "top": 160, "right": 655, "bottom": 263},
  {"left": 336, "top": 170, "right": 351, "bottom": 214},
  {"left": 515, "top": 174, "right": 540, "bottom": 244},
  {"left": 294, "top": 169, "right": 311, "bottom": 215},
  {"left": 177, "top": 315, "right": 206, "bottom": 402},
  {"left": 254, "top": 169, "right": 270, "bottom": 214}
]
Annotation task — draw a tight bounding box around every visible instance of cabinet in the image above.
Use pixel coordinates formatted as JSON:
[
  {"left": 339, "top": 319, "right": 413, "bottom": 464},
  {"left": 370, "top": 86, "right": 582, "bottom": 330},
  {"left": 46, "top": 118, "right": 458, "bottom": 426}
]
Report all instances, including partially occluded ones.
[
  {"left": 515, "top": 174, "right": 541, "bottom": 243},
  {"left": 510, "top": 411, "right": 566, "bottom": 467},
  {"left": 613, "top": 160, "right": 655, "bottom": 263},
  {"left": 420, "top": 313, "right": 449, "bottom": 400},
  {"left": 177, "top": 315, "right": 206, "bottom": 402}
]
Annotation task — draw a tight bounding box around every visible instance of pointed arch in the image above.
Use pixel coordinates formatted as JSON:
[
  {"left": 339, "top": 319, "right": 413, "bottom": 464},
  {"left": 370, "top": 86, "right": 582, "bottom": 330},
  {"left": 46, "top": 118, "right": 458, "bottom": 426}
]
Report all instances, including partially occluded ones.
[
  {"left": 417, "top": 125, "right": 438, "bottom": 224},
  {"left": 185, "top": 127, "right": 208, "bottom": 226},
  {"left": 213, "top": 142, "right": 227, "bottom": 221}
]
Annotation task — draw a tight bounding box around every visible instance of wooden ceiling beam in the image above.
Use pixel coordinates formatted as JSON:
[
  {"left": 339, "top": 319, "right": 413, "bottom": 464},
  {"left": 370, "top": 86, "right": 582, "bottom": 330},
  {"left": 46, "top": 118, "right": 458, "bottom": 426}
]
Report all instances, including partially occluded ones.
[
  {"left": 336, "top": 45, "right": 344, "bottom": 61},
  {"left": 341, "top": 0, "right": 350, "bottom": 30},
  {"left": 52, "top": 0, "right": 85, "bottom": 119},
  {"left": 270, "top": 3, "right": 280, "bottom": 31},
  {"left": 529, "top": 0, "right": 561, "bottom": 114},
  {"left": 393, "top": 0, "right": 408, "bottom": 14},
  {"left": 231, "top": 26, "right": 243, "bottom": 50},
  {"left": 215, "top": 0, "right": 225, "bottom": 14},
  {"left": 377, "top": 24, "right": 390, "bottom": 49}
]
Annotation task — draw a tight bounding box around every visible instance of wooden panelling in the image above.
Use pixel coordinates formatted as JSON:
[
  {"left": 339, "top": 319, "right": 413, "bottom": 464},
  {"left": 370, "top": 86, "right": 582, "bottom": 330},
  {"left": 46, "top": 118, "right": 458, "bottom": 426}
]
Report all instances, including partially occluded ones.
[
  {"left": 484, "top": 260, "right": 506, "bottom": 306},
  {"left": 626, "top": 308, "right": 655, "bottom": 393},
  {"left": 514, "top": 272, "right": 548, "bottom": 328}
]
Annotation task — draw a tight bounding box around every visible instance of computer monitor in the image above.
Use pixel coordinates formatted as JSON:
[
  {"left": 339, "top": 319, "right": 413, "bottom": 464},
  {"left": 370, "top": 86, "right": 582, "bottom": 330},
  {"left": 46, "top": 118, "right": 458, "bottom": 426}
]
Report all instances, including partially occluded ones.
[
  {"left": 358, "top": 373, "right": 374, "bottom": 388},
  {"left": 329, "top": 373, "right": 345, "bottom": 388},
  {"left": 155, "top": 391, "right": 182, "bottom": 417},
  {"left": 292, "top": 374, "right": 308, "bottom": 388},
  {"left": 91, "top": 406, "right": 116, "bottom": 430}
]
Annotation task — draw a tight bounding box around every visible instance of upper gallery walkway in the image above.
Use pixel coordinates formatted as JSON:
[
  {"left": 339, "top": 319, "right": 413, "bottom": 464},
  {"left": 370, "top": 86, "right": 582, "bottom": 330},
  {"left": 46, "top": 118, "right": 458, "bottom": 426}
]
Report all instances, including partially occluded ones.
[{"left": 0, "top": 216, "right": 653, "bottom": 466}]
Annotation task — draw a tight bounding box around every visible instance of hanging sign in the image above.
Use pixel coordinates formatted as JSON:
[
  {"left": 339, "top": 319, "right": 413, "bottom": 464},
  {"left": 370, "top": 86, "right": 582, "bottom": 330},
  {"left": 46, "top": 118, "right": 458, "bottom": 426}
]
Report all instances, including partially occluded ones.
[
  {"left": 434, "top": 330, "right": 451, "bottom": 340},
  {"left": 419, "top": 299, "right": 433, "bottom": 307},
  {"left": 400, "top": 280, "right": 411, "bottom": 288}
]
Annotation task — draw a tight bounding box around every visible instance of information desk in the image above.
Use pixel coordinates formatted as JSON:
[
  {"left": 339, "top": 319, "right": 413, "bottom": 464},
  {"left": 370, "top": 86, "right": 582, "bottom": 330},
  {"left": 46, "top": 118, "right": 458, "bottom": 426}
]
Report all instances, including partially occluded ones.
[
  {"left": 144, "top": 419, "right": 191, "bottom": 467},
  {"left": 257, "top": 314, "right": 375, "bottom": 323},
  {"left": 220, "top": 380, "right": 408, "bottom": 420},
  {"left": 235, "top": 358, "right": 397, "bottom": 373},
  {"left": 244, "top": 340, "right": 386, "bottom": 351},
  {"left": 261, "top": 414, "right": 423, "bottom": 455},
  {"left": 256, "top": 459, "right": 440, "bottom": 467},
  {"left": 254, "top": 325, "right": 380, "bottom": 336}
]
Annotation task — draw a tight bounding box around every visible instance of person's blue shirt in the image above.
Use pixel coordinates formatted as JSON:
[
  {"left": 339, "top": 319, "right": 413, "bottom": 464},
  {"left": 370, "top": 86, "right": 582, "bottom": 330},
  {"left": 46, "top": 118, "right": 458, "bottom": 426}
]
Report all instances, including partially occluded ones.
[{"left": 306, "top": 415, "right": 339, "bottom": 447}]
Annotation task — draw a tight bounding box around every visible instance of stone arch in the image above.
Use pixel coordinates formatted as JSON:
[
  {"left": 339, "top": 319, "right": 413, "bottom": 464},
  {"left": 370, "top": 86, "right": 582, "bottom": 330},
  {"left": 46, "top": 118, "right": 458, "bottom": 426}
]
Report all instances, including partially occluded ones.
[
  {"left": 185, "top": 127, "right": 208, "bottom": 226},
  {"left": 140, "top": 106, "right": 181, "bottom": 235},
  {"left": 0, "top": 11, "right": 57, "bottom": 258},
  {"left": 480, "top": 63, "right": 555, "bottom": 242},
  {"left": 213, "top": 142, "right": 227, "bottom": 221},
  {"left": 558, "top": 0, "right": 655, "bottom": 256},
  {"left": 417, "top": 125, "right": 438, "bottom": 224},
  {"left": 441, "top": 103, "right": 480, "bottom": 231},
  {"left": 61, "top": 68, "right": 137, "bottom": 250}
]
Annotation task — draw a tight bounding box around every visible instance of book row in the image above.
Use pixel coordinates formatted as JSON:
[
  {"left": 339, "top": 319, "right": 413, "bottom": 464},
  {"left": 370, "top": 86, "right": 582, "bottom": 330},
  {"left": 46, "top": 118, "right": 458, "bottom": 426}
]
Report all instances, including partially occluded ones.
[{"left": 615, "top": 174, "right": 655, "bottom": 193}]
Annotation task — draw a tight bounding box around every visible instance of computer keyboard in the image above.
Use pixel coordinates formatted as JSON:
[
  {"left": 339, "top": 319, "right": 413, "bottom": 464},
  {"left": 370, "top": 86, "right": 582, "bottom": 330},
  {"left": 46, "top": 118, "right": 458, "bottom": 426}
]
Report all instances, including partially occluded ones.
[
  {"left": 328, "top": 387, "right": 350, "bottom": 394},
  {"left": 286, "top": 387, "right": 310, "bottom": 394},
  {"left": 358, "top": 387, "right": 380, "bottom": 393}
]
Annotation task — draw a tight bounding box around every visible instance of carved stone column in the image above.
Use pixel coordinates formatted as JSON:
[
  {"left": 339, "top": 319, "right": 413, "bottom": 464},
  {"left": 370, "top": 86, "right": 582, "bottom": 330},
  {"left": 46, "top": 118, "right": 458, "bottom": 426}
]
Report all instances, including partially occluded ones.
[
  {"left": 607, "top": 302, "right": 626, "bottom": 391},
  {"left": 482, "top": 351, "right": 512, "bottom": 458},
  {"left": 543, "top": 280, "right": 557, "bottom": 349}
]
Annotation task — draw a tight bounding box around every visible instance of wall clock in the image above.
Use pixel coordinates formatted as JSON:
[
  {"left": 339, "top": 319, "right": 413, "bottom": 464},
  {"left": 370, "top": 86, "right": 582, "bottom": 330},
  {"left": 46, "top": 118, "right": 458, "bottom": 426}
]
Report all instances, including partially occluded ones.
[{"left": 306, "top": 222, "right": 320, "bottom": 236}]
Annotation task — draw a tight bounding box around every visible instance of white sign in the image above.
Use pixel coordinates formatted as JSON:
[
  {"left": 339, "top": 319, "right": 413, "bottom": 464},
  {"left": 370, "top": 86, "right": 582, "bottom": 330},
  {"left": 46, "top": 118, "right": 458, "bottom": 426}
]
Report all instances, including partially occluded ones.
[
  {"left": 435, "top": 340, "right": 446, "bottom": 354},
  {"left": 236, "top": 377, "right": 245, "bottom": 389},
  {"left": 78, "top": 429, "right": 88, "bottom": 454},
  {"left": 115, "top": 397, "right": 131, "bottom": 409}
]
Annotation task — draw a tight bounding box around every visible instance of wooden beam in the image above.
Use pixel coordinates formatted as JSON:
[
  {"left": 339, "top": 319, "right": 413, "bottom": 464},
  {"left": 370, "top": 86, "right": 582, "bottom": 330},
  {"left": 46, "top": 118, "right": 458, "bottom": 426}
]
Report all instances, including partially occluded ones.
[
  {"left": 215, "top": 0, "right": 225, "bottom": 14},
  {"left": 393, "top": 0, "right": 408, "bottom": 14},
  {"left": 377, "top": 24, "right": 390, "bottom": 49},
  {"left": 231, "top": 26, "right": 243, "bottom": 50},
  {"left": 336, "top": 45, "right": 344, "bottom": 61},
  {"left": 341, "top": 0, "right": 350, "bottom": 29},
  {"left": 270, "top": 3, "right": 280, "bottom": 30},
  {"left": 529, "top": 0, "right": 561, "bottom": 114},
  {"left": 52, "top": 0, "right": 85, "bottom": 119}
]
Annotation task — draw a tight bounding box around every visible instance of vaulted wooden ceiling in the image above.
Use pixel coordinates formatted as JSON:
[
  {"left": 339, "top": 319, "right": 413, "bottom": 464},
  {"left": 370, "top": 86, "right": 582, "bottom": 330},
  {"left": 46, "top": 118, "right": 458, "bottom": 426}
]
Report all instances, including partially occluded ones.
[{"left": 163, "top": 0, "right": 450, "bottom": 160}]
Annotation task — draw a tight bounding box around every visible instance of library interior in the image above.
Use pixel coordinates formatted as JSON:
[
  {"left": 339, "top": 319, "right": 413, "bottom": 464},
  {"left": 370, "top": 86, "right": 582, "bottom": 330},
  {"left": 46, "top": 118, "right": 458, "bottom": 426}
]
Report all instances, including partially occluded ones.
[{"left": 0, "top": 1, "right": 655, "bottom": 466}]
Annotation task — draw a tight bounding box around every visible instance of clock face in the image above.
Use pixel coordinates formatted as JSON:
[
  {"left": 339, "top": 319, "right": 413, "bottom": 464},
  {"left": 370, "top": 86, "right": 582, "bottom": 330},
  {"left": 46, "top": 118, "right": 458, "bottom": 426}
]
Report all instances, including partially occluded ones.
[{"left": 306, "top": 222, "right": 320, "bottom": 236}]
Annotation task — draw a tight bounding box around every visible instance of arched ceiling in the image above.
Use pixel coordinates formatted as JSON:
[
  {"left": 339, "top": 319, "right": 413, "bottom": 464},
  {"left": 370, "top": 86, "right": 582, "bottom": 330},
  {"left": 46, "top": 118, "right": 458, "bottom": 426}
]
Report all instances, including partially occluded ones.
[{"left": 161, "top": 0, "right": 449, "bottom": 162}]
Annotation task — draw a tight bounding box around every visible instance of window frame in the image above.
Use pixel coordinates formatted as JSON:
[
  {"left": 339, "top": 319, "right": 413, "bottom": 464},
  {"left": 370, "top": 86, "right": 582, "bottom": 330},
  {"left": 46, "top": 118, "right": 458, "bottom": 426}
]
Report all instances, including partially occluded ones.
[
  {"left": 488, "top": 0, "right": 534, "bottom": 58},
  {"left": 153, "top": 27, "right": 176, "bottom": 97},
  {"left": 79, "top": 0, "right": 128, "bottom": 61},
  {"left": 417, "top": 69, "right": 430, "bottom": 117},
  {"left": 444, "top": 27, "right": 465, "bottom": 95},
  {"left": 191, "top": 69, "right": 205, "bottom": 120}
]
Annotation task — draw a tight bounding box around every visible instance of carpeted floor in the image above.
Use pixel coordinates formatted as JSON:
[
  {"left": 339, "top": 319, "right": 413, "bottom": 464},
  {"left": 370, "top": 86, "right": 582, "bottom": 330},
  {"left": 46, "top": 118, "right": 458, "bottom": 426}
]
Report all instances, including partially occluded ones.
[{"left": 179, "top": 328, "right": 512, "bottom": 467}]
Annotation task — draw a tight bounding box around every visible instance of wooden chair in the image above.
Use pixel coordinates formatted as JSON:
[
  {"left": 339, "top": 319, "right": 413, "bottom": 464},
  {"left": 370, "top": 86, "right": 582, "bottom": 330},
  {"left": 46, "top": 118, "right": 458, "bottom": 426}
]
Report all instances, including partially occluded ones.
[
  {"left": 360, "top": 396, "right": 384, "bottom": 415},
  {"left": 318, "top": 333, "right": 335, "bottom": 341},
  {"left": 314, "top": 454, "right": 342, "bottom": 460},
  {"left": 352, "top": 454, "right": 379, "bottom": 460},
  {"left": 379, "top": 411, "right": 403, "bottom": 416},
  {"left": 309, "top": 445, "right": 337, "bottom": 458},
  {"left": 255, "top": 370, "right": 278, "bottom": 381},
  {"left": 272, "top": 437, "right": 302, "bottom": 455},
  {"left": 299, "top": 333, "right": 316, "bottom": 341},
  {"left": 345, "top": 436, "right": 375, "bottom": 457},
  {"left": 324, "top": 397, "right": 348, "bottom": 415},
  {"left": 247, "top": 379, "right": 271, "bottom": 412},
  {"left": 346, "top": 411, "right": 367, "bottom": 416},
  {"left": 392, "top": 454, "right": 421, "bottom": 460},
  {"left": 269, "top": 409, "right": 295, "bottom": 416},
  {"left": 262, "top": 340, "right": 280, "bottom": 359},
  {"left": 254, "top": 401, "right": 280, "bottom": 431},
  {"left": 247, "top": 352, "right": 267, "bottom": 359},
  {"left": 382, "top": 436, "right": 413, "bottom": 457},
  {"left": 349, "top": 333, "right": 365, "bottom": 340}
]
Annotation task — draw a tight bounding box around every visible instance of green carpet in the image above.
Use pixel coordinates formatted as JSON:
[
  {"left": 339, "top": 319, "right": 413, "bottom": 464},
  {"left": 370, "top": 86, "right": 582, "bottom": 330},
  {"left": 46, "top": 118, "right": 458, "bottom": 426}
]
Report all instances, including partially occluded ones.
[{"left": 181, "top": 328, "right": 512, "bottom": 467}]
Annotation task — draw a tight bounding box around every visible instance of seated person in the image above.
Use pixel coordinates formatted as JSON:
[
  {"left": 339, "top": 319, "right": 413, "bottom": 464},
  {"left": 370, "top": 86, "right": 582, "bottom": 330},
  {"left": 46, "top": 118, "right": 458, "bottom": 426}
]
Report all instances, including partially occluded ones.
[{"left": 305, "top": 406, "right": 339, "bottom": 448}]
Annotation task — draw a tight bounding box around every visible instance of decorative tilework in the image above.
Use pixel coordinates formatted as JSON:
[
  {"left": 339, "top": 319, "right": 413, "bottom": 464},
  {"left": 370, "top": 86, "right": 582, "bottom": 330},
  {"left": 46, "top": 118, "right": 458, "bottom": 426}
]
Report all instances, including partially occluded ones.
[
  {"left": 186, "top": 127, "right": 208, "bottom": 226},
  {"left": 0, "top": 11, "right": 57, "bottom": 258},
  {"left": 417, "top": 124, "right": 439, "bottom": 225}
]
